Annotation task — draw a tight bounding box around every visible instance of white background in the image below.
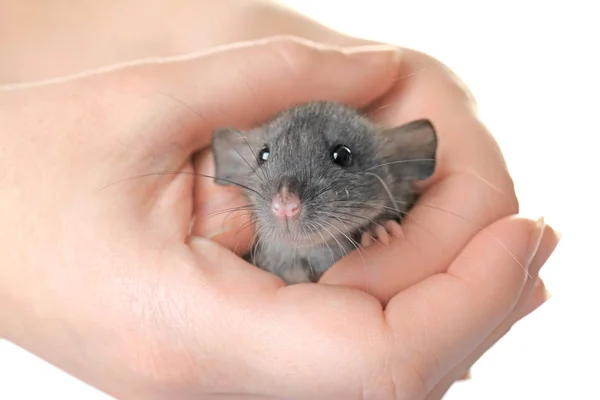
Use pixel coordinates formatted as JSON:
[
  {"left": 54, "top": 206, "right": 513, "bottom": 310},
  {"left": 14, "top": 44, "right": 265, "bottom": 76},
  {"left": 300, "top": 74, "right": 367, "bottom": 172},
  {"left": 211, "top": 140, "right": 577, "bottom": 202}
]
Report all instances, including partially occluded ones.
[{"left": 1, "top": 0, "right": 598, "bottom": 399}]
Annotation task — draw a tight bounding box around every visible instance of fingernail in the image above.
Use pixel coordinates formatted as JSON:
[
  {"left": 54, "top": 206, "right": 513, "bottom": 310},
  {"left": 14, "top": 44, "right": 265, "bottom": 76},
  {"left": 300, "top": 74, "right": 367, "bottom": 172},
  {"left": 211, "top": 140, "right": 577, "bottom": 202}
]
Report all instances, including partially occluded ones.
[
  {"left": 459, "top": 369, "right": 472, "bottom": 381},
  {"left": 525, "top": 217, "right": 546, "bottom": 268},
  {"left": 344, "top": 44, "right": 402, "bottom": 66},
  {"left": 527, "top": 222, "right": 561, "bottom": 277},
  {"left": 520, "top": 278, "right": 550, "bottom": 316},
  {"left": 543, "top": 287, "right": 553, "bottom": 302},
  {"left": 534, "top": 277, "right": 553, "bottom": 303},
  {"left": 555, "top": 230, "right": 563, "bottom": 241}
]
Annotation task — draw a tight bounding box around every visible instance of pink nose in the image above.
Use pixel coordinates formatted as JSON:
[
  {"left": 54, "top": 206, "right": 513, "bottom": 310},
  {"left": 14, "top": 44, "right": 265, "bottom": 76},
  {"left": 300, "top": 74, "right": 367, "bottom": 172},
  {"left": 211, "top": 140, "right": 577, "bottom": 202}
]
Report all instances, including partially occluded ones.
[{"left": 271, "top": 191, "right": 301, "bottom": 218}]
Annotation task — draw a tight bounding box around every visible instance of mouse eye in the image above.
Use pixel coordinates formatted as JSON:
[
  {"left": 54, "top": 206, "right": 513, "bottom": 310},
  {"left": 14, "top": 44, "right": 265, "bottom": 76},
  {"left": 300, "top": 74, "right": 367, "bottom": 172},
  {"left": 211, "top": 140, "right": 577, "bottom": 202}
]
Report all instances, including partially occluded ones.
[
  {"left": 331, "top": 144, "right": 352, "bottom": 167},
  {"left": 258, "top": 146, "right": 270, "bottom": 164}
]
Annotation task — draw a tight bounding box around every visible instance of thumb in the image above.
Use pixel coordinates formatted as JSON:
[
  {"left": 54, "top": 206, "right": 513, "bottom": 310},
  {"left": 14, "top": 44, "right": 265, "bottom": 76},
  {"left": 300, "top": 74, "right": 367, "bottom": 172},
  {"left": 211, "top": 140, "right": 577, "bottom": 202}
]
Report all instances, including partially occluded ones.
[{"left": 155, "top": 35, "right": 402, "bottom": 149}]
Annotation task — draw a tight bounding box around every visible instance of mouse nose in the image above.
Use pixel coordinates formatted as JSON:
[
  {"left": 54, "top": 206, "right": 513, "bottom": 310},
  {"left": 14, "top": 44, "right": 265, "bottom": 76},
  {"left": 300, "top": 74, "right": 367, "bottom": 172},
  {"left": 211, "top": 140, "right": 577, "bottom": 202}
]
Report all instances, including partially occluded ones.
[{"left": 271, "top": 191, "right": 301, "bottom": 219}]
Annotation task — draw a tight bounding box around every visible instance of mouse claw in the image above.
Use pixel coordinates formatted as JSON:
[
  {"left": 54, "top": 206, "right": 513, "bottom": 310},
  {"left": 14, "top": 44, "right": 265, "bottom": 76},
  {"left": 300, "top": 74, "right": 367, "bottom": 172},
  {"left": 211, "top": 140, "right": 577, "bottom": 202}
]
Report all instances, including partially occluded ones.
[
  {"left": 360, "top": 220, "right": 404, "bottom": 248},
  {"left": 384, "top": 220, "right": 404, "bottom": 239},
  {"left": 360, "top": 232, "right": 373, "bottom": 247},
  {"left": 374, "top": 225, "right": 390, "bottom": 245}
]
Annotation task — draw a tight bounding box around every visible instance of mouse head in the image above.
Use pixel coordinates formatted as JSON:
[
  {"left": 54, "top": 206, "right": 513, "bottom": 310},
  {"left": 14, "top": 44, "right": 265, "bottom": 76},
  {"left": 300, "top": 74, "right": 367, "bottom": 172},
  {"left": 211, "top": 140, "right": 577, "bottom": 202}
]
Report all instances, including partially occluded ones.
[{"left": 211, "top": 102, "right": 437, "bottom": 248}]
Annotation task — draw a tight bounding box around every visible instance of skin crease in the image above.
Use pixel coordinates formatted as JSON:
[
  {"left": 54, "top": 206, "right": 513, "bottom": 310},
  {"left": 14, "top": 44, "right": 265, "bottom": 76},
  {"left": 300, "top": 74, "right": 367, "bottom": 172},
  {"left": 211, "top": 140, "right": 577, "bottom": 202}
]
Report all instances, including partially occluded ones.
[{"left": 0, "top": 1, "right": 561, "bottom": 400}]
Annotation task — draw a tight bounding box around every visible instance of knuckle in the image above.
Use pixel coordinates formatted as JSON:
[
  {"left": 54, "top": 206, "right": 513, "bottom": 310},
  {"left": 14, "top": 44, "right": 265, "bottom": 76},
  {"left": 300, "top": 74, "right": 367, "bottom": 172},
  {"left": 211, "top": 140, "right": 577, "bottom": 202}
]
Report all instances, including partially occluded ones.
[
  {"left": 421, "top": 49, "right": 478, "bottom": 109},
  {"left": 489, "top": 175, "right": 520, "bottom": 219}
]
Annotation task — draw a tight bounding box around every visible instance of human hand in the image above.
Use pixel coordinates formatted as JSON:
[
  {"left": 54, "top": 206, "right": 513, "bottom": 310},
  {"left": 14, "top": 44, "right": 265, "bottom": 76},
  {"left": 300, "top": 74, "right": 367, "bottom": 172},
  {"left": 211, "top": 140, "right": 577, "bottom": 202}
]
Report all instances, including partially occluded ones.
[
  {"left": 190, "top": 43, "right": 560, "bottom": 399},
  {"left": 0, "top": 35, "right": 559, "bottom": 400},
  {"left": 175, "top": 1, "right": 561, "bottom": 391},
  {"left": 0, "top": 1, "right": 561, "bottom": 399}
]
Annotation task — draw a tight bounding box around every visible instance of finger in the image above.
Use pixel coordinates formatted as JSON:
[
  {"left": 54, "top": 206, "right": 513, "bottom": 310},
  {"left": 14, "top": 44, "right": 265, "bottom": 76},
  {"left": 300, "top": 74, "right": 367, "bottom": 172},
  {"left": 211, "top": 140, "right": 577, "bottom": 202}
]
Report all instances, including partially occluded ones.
[
  {"left": 159, "top": 35, "right": 402, "bottom": 151},
  {"left": 182, "top": 36, "right": 402, "bottom": 245},
  {"left": 520, "top": 275, "right": 552, "bottom": 317},
  {"left": 425, "top": 227, "right": 559, "bottom": 399},
  {"left": 322, "top": 49, "right": 519, "bottom": 302},
  {"left": 368, "top": 49, "right": 495, "bottom": 183},
  {"left": 371, "top": 48, "right": 517, "bottom": 234},
  {"left": 449, "top": 279, "right": 546, "bottom": 383},
  {"left": 384, "top": 216, "right": 545, "bottom": 394},
  {"left": 322, "top": 173, "right": 519, "bottom": 302}
]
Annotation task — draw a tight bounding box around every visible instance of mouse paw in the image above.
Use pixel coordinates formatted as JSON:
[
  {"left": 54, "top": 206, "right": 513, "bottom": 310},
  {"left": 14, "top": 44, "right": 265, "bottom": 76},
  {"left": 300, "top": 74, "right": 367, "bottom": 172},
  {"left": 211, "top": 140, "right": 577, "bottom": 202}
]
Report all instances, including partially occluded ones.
[{"left": 360, "top": 220, "right": 404, "bottom": 247}]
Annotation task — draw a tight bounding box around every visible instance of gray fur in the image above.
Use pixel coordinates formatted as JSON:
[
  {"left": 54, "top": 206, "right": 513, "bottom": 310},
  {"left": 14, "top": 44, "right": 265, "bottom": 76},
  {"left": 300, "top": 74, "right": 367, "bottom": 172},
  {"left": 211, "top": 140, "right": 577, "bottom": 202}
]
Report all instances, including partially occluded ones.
[{"left": 211, "top": 101, "right": 438, "bottom": 284}]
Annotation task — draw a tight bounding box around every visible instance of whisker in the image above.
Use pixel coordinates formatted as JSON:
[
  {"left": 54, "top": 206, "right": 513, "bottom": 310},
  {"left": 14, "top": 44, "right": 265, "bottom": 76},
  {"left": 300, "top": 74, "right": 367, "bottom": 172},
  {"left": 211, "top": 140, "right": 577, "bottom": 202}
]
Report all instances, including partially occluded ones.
[
  {"left": 319, "top": 212, "right": 373, "bottom": 290},
  {"left": 157, "top": 90, "right": 215, "bottom": 129},
  {"left": 318, "top": 211, "right": 383, "bottom": 248},
  {"left": 316, "top": 211, "right": 384, "bottom": 247},
  {"left": 315, "top": 222, "right": 348, "bottom": 260},
  {"left": 319, "top": 215, "right": 363, "bottom": 249},
  {"left": 234, "top": 130, "right": 269, "bottom": 183},
  {"left": 197, "top": 205, "right": 256, "bottom": 221},
  {"left": 235, "top": 216, "right": 259, "bottom": 239},
  {"left": 304, "top": 180, "right": 338, "bottom": 204},
  {"left": 247, "top": 223, "right": 269, "bottom": 261},
  {"left": 249, "top": 231, "right": 262, "bottom": 262},
  {"left": 234, "top": 146, "right": 264, "bottom": 183},
  {"left": 361, "top": 171, "right": 400, "bottom": 215},
  {"left": 393, "top": 199, "right": 532, "bottom": 277},
  {"left": 360, "top": 158, "right": 436, "bottom": 173},
  {"left": 232, "top": 217, "right": 260, "bottom": 255},
  {"left": 319, "top": 219, "right": 363, "bottom": 260},
  {"left": 231, "top": 70, "right": 275, "bottom": 186},
  {"left": 157, "top": 91, "right": 270, "bottom": 197},
  {"left": 321, "top": 207, "right": 386, "bottom": 230},
  {"left": 97, "top": 171, "right": 266, "bottom": 200},
  {"left": 220, "top": 211, "right": 256, "bottom": 233},
  {"left": 318, "top": 219, "right": 368, "bottom": 285},
  {"left": 309, "top": 221, "right": 336, "bottom": 265},
  {"left": 317, "top": 211, "right": 354, "bottom": 236},
  {"left": 302, "top": 222, "right": 318, "bottom": 280},
  {"left": 337, "top": 198, "right": 531, "bottom": 278},
  {"left": 331, "top": 200, "right": 441, "bottom": 243}
]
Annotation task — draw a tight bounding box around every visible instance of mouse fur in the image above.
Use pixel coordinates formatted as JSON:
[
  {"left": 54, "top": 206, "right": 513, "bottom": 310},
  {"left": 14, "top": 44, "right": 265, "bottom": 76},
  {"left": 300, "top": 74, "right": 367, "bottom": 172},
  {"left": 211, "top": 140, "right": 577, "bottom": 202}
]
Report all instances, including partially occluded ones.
[{"left": 211, "top": 101, "right": 438, "bottom": 284}]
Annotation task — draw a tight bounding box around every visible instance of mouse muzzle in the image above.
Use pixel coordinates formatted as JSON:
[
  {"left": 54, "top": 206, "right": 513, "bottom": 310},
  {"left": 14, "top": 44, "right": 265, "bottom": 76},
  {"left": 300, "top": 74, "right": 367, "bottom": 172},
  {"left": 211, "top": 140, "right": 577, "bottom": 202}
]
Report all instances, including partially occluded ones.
[{"left": 271, "top": 188, "right": 302, "bottom": 220}]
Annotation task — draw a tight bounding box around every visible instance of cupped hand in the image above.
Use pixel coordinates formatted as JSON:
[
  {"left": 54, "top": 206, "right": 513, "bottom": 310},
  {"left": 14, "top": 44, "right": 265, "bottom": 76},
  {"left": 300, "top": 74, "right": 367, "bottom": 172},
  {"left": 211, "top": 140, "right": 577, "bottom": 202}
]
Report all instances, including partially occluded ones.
[
  {"left": 177, "top": 1, "right": 561, "bottom": 391},
  {"left": 0, "top": 36, "right": 559, "bottom": 400},
  {"left": 0, "top": 2, "right": 561, "bottom": 400},
  {"left": 189, "top": 43, "right": 560, "bottom": 399}
]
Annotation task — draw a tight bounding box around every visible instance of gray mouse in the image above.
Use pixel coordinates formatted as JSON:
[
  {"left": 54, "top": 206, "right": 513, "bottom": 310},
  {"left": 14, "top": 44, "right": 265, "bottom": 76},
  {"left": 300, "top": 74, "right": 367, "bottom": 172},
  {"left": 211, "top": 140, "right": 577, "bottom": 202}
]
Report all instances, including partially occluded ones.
[{"left": 211, "top": 101, "right": 438, "bottom": 284}]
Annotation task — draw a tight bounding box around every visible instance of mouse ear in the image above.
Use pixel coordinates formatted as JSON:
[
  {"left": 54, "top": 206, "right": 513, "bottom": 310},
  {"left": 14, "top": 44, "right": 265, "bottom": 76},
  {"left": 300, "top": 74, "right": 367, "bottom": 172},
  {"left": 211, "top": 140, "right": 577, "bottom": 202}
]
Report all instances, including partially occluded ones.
[
  {"left": 381, "top": 119, "right": 438, "bottom": 181},
  {"left": 211, "top": 127, "right": 262, "bottom": 186}
]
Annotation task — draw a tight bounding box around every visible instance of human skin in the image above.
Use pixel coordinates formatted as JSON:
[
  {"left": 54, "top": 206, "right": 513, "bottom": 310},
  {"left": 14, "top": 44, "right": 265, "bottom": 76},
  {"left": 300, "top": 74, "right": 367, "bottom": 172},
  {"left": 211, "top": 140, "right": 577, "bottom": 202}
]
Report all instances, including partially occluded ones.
[{"left": 0, "top": 1, "right": 560, "bottom": 399}]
